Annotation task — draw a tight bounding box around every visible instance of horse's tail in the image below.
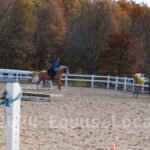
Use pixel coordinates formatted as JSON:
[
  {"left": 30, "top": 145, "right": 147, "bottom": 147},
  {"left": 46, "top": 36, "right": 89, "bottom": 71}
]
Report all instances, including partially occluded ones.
[{"left": 32, "top": 72, "right": 39, "bottom": 83}]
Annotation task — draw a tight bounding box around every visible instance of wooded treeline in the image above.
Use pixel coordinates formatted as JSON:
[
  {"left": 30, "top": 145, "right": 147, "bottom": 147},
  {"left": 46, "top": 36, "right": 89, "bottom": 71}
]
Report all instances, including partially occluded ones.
[{"left": 0, "top": 0, "right": 150, "bottom": 76}]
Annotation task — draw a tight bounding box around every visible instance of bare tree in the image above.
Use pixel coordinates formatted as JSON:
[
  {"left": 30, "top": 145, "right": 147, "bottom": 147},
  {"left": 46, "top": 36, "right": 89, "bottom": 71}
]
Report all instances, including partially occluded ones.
[
  {"left": 35, "top": 1, "right": 66, "bottom": 70},
  {"left": 64, "top": 0, "right": 118, "bottom": 73}
]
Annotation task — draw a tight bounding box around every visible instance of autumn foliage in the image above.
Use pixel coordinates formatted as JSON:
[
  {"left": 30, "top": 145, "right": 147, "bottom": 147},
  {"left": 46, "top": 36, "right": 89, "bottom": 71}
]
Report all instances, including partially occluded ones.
[
  {"left": 97, "top": 30, "right": 144, "bottom": 77},
  {"left": 0, "top": 0, "right": 150, "bottom": 76}
]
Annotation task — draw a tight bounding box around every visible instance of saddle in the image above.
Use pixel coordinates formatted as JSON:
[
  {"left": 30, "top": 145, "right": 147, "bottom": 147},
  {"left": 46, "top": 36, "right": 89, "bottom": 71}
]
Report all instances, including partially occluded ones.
[{"left": 47, "top": 69, "right": 57, "bottom": 77}]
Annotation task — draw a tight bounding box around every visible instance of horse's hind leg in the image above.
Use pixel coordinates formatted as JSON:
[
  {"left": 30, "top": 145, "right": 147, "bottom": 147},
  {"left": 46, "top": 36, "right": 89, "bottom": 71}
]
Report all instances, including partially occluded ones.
[
  {"left": 43, "top": 80, "right": 47, "bottom": 90},
  {"left": 57, "top": 80, "right": 62, "bottom": 91},
  {"left": 37, "top": 79, "right": 41, "bottom": 90}
]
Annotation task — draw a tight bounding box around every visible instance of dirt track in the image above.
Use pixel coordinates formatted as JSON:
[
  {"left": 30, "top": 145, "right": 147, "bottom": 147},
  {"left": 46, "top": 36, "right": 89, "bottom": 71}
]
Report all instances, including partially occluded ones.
[{"left": 0, "top": 83, "right": 150, "bottom": 150}]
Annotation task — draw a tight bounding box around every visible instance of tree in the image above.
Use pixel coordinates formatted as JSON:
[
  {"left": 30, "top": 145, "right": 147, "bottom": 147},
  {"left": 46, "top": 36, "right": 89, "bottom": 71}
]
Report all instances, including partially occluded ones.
[
  {"left": 130, "top": 3, "right": 150, "bottom": 74},
  {"left": 0, "top": 0, "right": 36, "bottom": 69},
  {"left": 116, "top": 1, "right": 150, "bottom": 75},
  {"left": 97, "top": 30, "right": 144, "bottom": 76},
  {"left": 112, "top": 1, "right": 131, "bottom": 30},
  {"left": 63, "top": 0, "right": 118, "bottom": 73},
  {"left": 0, "top": 0, "right": 13, "bottom": 22},
  {"left": 35, "top": 1, "right": 66, "bottom": 70},
  {"left": 60, "top": 0, "right": 90, "bottom": 18},
  {"left": 139, "top": 12, "right": 150, "bottom": 74}
]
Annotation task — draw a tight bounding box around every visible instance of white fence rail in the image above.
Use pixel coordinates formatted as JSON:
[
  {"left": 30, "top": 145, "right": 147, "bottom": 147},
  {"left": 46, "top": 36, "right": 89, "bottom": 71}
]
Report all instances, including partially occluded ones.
[
  {"left": 0, "top": 69, "right": 149, "bottom": 92},
  {"left": 61, "top": 74, "right": 149, "bottom": 92}
]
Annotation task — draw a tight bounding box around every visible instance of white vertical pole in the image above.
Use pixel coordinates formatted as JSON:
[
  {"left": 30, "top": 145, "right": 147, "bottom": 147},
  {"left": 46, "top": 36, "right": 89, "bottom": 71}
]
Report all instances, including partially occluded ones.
[
  {"left": 45, "top": 81, "right": 53, "bottom": 88},
  {"left": 141, "top": 84, "right": 144, "bottom": 93},
  {"left": 50, "top": 81, "right": 53, "bottom": 88},
  {"left": 91, "top": 75, "right": 94, "bottom": 88},
  {"left": 41, "top": 81, "right": 43, "bottom": 89},
  {"left": 65, "top": 74, "right": 68, "bottom": 87},
  {"left": 107, "top": 75, "right": 110, "bottom": 89},
  {"left": 124, "top": 77, "right": 127, "bottom": 91},
  {"left": 16, "top": 71, "right": 18, "bottom": 83},
  {"left": 132, "top": 76, "right": 135, "bottom": 92},
  {"left": 5, "top": 83, "right": 21, "bottom": 150},
  {"left": 115, "top": 76, "right": 118, "bottom": 90},
  {"left": 149, "top": 75, "right": 150, "bottom": 94}
]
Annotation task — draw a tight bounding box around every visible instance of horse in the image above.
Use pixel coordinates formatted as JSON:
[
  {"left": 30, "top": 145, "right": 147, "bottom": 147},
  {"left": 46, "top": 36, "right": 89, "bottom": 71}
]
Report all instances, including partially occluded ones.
[{"left": 32, "top": 66, "right": 69, "bottom": 90}]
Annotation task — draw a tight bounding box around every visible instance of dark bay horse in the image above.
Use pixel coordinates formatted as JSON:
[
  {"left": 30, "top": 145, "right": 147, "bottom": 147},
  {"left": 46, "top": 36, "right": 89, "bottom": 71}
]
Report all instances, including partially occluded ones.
[{"left": 32, "top": 66, "right": 69, "bottom": 90}]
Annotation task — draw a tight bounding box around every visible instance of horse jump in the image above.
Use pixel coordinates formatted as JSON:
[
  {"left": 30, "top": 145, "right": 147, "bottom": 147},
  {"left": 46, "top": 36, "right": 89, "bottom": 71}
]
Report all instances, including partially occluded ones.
[
  {"left": 2, "top": 83, "right": 21, "bottom": 150},
  {"left": 22, "top": 92, "right": 63, "bottom": 101},
  {"left": 2, "top": 83, "right": 63, "bottom": 150}
]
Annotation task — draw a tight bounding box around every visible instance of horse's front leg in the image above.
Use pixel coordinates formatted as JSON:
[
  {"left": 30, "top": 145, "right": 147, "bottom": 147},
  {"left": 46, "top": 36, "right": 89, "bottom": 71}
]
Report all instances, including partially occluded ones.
[
  {"left": 57, "top": 80, "right": 62, "bottom": 91},
  {"left": 45, "top": 80, "right": 50, "bottom": 91}
]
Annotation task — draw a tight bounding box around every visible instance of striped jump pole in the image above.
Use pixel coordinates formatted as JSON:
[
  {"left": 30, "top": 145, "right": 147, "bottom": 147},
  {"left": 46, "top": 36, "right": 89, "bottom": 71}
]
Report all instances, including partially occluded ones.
[{"left": 0, "top": 83, "right": 22, "bottom": 150}]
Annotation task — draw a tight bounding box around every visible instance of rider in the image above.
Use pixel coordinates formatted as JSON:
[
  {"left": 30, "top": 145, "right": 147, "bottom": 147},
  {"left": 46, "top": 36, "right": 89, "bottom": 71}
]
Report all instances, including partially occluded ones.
[{"left": 50, "top": 57, "right": 60, "bottom": 79}]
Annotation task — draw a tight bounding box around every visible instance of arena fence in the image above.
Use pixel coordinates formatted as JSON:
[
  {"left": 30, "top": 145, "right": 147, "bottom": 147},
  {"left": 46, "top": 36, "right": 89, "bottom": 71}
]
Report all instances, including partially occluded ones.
[
  {"left": 0, "top": 69, "right": 149, "bottom": 92},
  {"left": 62, "top": 74, "right": 149, "bottom": 92}
]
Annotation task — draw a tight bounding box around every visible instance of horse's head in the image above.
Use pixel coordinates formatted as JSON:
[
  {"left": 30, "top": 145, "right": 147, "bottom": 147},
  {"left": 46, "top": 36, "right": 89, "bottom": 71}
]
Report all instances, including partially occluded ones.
[{"left": 59, "top": 66, "right": 69, "bottom": 75}]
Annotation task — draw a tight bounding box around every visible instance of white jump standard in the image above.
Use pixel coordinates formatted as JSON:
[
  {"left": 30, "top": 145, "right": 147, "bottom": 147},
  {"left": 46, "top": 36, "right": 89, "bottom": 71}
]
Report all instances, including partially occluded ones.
[{"left": 0, "top": 83, "right": 22, "bottom": 150}]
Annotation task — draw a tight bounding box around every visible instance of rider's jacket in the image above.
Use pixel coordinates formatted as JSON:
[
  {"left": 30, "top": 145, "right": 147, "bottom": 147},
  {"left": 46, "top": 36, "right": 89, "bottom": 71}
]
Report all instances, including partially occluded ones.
[{"left": 51, "top": 61, "right": 59, "bottom": 70}]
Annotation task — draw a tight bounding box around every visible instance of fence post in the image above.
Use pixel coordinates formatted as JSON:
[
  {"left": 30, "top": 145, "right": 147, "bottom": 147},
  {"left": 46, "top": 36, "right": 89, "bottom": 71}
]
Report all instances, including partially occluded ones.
[
  {"left": 115, "top": 76, "right": 118, "bottom": 90},
  {"left": 107, "top": 75, "right": 110, "bottom": 89},
  {"left": 65, "top": 74, "right": 68, "bottom": 87},
  {"left": 149, "top": 75, "right": 150, "bottom": 94},
  {"left": 41, "top": 81, "right": 43, "bottom": 89},
  {"left": 141, "top": 84, "right": 144, "bottom": 93},
  {"left": 132, "top": 76, "right": 135, "bottom": 92},
  {"left": 5, "top": 83, "right": 21, "bottom": 150},
  {"left": 16, "top": 71, "right": 18, "bottom": 82},
  {"left": 124, "top": 77, "right": 127, "bottom": 91},
  {"left": 50, "top": 81, "right": 53, "bottom": 88},
  {"left": 91, "top": 75, "right": 94, "bottom": 88},
  {"left": 45, "top": 81, "right": 53, "bottom": 88}
]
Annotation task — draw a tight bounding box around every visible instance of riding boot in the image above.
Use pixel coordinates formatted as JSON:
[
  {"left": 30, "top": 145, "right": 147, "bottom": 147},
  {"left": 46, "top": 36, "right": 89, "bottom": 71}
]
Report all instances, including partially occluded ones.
[
  {"left": 50, "top": 70, "right": 56, "bottom": 80},
  {"left": 50, "top": 75, "right": 54, "bottom": 80}
]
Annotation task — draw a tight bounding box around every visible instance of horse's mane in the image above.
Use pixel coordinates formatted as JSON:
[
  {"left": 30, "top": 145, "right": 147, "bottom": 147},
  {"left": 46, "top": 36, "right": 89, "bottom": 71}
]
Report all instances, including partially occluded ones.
[{"left": 59, "top": 66, "right": 67, "bottom": 69}]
